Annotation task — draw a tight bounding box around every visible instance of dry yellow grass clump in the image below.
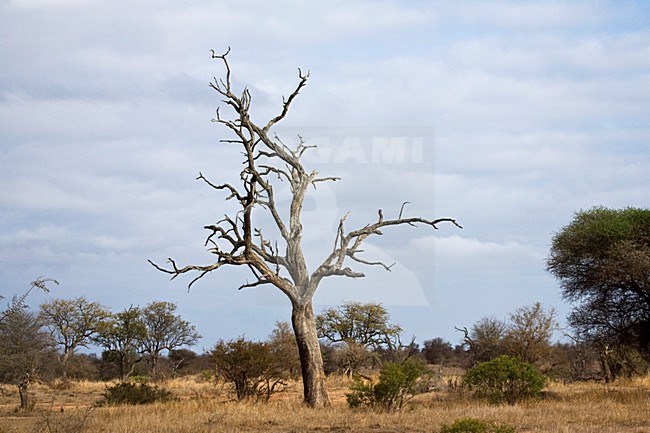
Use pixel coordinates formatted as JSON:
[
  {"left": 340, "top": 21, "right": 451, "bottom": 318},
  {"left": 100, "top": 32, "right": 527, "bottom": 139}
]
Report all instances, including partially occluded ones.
[{"left": 1, "top": 375, "right": 648, "bottom": 433}]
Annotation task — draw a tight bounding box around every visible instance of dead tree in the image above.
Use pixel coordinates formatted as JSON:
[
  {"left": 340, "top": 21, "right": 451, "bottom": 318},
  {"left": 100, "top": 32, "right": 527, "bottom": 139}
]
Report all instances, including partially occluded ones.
[
  {"left": 150, "top": 48, "right": 460, "bottom": 407},
  {"left": 455, "top": 326, "right": 474, "bottom": 351}
]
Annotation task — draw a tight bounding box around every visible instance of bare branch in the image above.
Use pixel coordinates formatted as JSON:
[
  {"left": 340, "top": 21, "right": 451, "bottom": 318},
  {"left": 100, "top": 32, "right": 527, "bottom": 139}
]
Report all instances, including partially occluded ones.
[
  {"left": 259, "top": 164, "right": 291, "bottom": 182},
  {"left": 197, "top": 172, "right": 244, "bottom": 202},
  {"left": 1, "top": 276, "right": 58, "bottom": 324},
  {"left": 263, "top": 69, "right": 310, "bottom": 132},
  {"left": 347, "top": 216, "right": 462, "bottom": 239},
  {"left": 347, "top": 252, "right": 395, "bottom": 272},
  {"left": 147, "top": 258, "right": 225, "bottom": 290},
  {"left": 297, "top": 143, "right": 317, "bottom": 159},
  {"left": 331, "top": 267, "right": 365, "bottom": 278},
  {"left": 312, "top": 176, "right": 340, "bottom": 187},
  {"left": 210, "top": 47, "right": 232, "bottom": 89},
  {"left": 398, "top": 202, "right": 410, "bottom": 219},
  {"left": 31, "top": 276, "right": 59, "bottom": 293},
  {"left": 455, "top": 326, "right": 475, "bottom": 352},
  {"left": 210, "top": 47, "right": 231, "bottom": 59},
  {"left": 238, "top": 278, "right": 273, "bottom": 290}
]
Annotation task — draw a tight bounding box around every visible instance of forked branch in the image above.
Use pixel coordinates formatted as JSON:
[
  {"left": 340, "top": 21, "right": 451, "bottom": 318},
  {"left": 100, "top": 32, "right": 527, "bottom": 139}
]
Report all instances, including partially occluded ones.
[{"left": 310, "top": 209, "right": 461, "bottom": 294}]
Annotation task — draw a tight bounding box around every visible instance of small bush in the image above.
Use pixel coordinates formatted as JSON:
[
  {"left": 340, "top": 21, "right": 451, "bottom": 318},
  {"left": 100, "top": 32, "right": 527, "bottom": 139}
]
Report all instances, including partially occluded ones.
[
  {"left": 463, "top": 355, "right": 546, "bottom": 404},
  {"left": 346, "top": 358, "right": 431, "bottom": 411},
  {"left": 101, "top": 382, "right": 171, "bottom": 405},
  {"left": 212, "top": 337, "right": 290, "bottom": 401},
  {"left": 440, "top": 417, "right": 516, "bottom": 433},
  {"left": 129, "top": 375, "right": 149, "bottom": 384},
  {"left": 198, "top": 370, "right": 214, "bottom": 383}
]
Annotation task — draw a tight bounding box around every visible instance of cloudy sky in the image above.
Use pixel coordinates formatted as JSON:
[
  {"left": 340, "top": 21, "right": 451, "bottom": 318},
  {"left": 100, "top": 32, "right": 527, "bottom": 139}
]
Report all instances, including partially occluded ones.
[{"left": 1, "top": 1, "right": 648, "bottom": 350}]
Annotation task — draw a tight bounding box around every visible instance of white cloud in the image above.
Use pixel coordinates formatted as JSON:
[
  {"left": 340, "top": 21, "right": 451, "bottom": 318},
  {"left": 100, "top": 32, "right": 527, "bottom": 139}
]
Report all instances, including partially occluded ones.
[
  {"left": 0, "top": 225, "right": 67, "bottom": 246},
  {"left": 411, "top": 234, "right": 543, "bottom": 262},
  {"left": 457, "top": 1, "right": 606, "bottom": 29},
  {"left": 152, "top": 1, "right": 432, "bottom": 53},
  {"left": 8, "top": 0, "right": 100, "bottom": 10}
]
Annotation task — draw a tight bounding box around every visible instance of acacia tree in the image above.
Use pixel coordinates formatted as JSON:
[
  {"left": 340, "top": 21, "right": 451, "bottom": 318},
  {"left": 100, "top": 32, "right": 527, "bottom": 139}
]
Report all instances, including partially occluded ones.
[
  {"left": 317, "top": 302, "right": 409, "bottom": 375},
  {"left": 317, "top": 302, "right": 403, "bottom": 350},
  {"left": 93, "top": 307, "right": 147, "bottom": 381},
  {"left": 0, "top": 277, "right": 57, "bottom": 410},
  {"left": 0, "top": 308, "right": 54, "bottom": 383},
  {"left": 150, "top": 49, "right": 460, "bottom": 407},
  {"left": 421, "top": 337, "right": 454, "bottom": 365},
  {"left": 547, "top": 207, "right": 650, "bottom": 364},
  {"left": 139, "top": 301, "right": 201, "bottom": 377},
  {"left": 39, "top": 297, "right": 109, "bottom": 378}
]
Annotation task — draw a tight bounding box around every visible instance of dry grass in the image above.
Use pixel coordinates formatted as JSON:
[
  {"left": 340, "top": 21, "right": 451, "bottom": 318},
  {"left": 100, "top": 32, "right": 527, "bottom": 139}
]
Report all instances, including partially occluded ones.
[{"left": 1, "top": 375, "right": 648, "bottom": 433}]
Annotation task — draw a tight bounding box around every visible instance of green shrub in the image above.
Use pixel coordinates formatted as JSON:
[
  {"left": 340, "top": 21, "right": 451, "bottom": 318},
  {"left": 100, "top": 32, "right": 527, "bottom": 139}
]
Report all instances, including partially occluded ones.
[
  {"left": 129, "top": 375, "right": 149, "bottom": 384},
  {"left": 346, "top": 358, "right": 431, "bottom": 410},
  {"left": 101, "top": 382, "right": 171, "bottom": 405},
  {"left": 198, "top": 370, "right": 214, "bottom": 383},
  {"left": 440, "top": 417, "right": 516, "bottom": 433},
  {"left": 463, "top": 355, "right": 546, "bottom": 404}
]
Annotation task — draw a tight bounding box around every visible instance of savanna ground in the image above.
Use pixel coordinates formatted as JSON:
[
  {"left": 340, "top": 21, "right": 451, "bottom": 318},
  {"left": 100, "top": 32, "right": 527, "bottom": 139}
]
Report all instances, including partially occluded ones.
[{"left": 1, "top": 374, "right": 648, "bottom": 433}]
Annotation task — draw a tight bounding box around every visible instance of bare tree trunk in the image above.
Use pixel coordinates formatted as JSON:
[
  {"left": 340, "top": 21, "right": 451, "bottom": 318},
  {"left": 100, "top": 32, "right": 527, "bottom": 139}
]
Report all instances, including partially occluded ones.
[
  {"left": 60, "top": 350, "right": 72, "bottom": 380},
  {"left": 18, "top": 373, "right": 31, "bottom": 410},
  {"left": 150, "top": 354, "right": 159, "bottom": 379},
  {"left": 292, "top": 301, "right": 331, "bottom": 407},
  {"left": 120, "top": 355, "right": 142, "bottom": 382},
  {"left": 599, "top": 347, "right": 613, "bottom": 383}
]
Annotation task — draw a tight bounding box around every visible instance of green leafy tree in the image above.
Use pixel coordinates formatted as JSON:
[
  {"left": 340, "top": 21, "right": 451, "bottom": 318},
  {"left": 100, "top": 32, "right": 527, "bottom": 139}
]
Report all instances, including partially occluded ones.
[
  {"left": 422, "top": 337, "right": 454, "bottom": 365},
  {"left": 317, "top": 302, "right": 408, "bottom": 375},
  {"left": 463, "top": 355, "right": 546, "bottom": 404},
  {"left": 138, "top": 301, "right": 201, "bottom": 377},
  {"left": 39, "top": 297, "right": 109, "bottom": 378},
  {"left": 94, "top": 307, "right": 147, "bottom": 381},
  {"left": 317, "top": 302, "right": 402, "bottom": 350},
  {"left": 547, "top": 207, "right": 650, "bottom": 367},
  {"left": 423, "top": 337, "right": 469, "bottom": 368}
]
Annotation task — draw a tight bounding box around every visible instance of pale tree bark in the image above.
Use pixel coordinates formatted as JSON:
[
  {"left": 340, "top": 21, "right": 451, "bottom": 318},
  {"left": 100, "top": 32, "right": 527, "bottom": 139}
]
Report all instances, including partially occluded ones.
[
  {"left": 292, "top": 300, "right": 330, "bottom": 407},
  {"left": 150, "top": 48, "right": 460, "bottom": 407}
]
